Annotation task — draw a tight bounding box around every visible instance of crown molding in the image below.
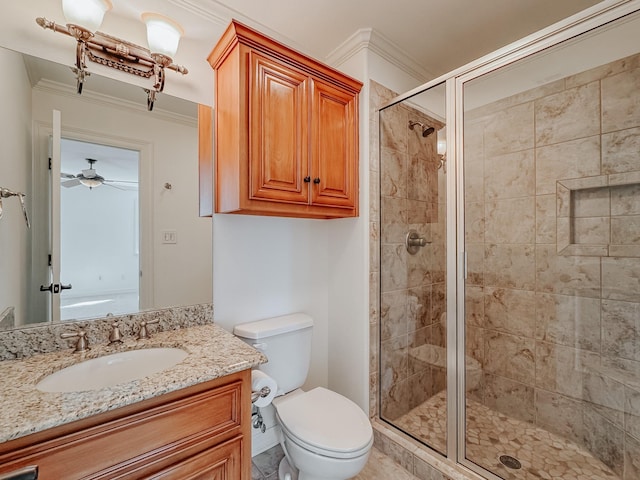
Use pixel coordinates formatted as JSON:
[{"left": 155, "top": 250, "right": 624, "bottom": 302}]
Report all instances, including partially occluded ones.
[
  {"left": 33, "top": 79, "right": 197, "bottom": 128},
  {"left": 168, "top": 0, "right": 229, "bottom": 26},
  {"left": 168, "top": 0, "right": 310, "bottom": 54},
  {"left": 326, "top": 27, "right": 436, "bottom": 83}
]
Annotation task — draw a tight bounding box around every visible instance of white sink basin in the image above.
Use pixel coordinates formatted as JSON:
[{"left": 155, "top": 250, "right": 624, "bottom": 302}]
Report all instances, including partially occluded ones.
[{"left": 36, "top": 348, "right": 188, "bottom": 393}]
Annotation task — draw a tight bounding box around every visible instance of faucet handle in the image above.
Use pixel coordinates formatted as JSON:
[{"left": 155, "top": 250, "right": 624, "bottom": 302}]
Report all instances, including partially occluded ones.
[
  {"left": 109, "top": 321, "right": 123, "bottom": 344},
  {"left": 61, "top": 328, "right": 89, "bottom": 353},
  {"left": 138, "top": 318, "right": 159, "bottom": 340}
]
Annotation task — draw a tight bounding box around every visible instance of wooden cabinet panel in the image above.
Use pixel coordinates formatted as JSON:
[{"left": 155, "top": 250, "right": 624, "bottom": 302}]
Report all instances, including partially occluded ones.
[
  {"left": 207, "top": 20, "right": 362, "bottom": 219},
  {"left": 198, "top": 104, "right": 214, "bottom": 217},
  {"left": 310, "top": 78, "right": 358, "bottom": 211},
  {"left": 249, "top": 51, "right": 309, "bottom": 205},
  {"left": 149, "top": 436, "right": 242, "bottom": 480}
]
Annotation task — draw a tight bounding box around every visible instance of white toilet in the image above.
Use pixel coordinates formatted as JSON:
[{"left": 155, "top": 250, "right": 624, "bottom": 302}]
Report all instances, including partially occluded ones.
[{"left": 234, "top": 313, "right": 373, "bottom": 480}]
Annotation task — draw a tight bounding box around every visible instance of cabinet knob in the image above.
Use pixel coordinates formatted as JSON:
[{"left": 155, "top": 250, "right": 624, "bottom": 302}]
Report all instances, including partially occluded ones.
[
  {"left": 313, "top": 178, "right": 320, "bottom": 184},
  {"left": 303, "top": 176, "right": 311, "bottom": 183}
]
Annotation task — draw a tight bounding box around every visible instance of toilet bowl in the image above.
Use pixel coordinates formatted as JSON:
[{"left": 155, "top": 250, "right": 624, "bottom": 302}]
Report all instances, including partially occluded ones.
[
  {"left": 233, "top": 314, "right": 373, "bottom": 480},
  {"left": 274, "top": 388, "right": 373, "bottom": 480}
]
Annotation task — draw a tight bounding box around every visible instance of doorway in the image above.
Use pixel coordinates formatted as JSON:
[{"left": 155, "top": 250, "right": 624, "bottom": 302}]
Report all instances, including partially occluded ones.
[{"left": 58, "top": 138, "right": 140, "bottom": 320}]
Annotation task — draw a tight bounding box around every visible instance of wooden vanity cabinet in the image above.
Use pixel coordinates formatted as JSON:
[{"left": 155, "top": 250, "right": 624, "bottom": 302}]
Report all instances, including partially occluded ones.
[
  {"left": 0, "top": 370, "right": 251, "bottom": 480},
  {"left": 207, "top": 20, "right": 362, "bottom": 219}
]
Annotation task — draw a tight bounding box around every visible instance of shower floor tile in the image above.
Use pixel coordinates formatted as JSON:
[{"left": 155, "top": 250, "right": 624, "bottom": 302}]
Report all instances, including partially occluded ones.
[{"left": 394, "top": 390, "right": 619, "bottom": 480}]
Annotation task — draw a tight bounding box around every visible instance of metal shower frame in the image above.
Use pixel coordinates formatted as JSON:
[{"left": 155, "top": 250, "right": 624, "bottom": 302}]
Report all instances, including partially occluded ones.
[{"left": 377, "top": 1, "right": 640, "bottom": 478}]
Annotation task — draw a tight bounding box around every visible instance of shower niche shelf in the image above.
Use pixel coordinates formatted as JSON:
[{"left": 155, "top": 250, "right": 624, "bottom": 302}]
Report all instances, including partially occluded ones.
[{"left": 556, "top": 171, "right": 640, "bottom": 257}]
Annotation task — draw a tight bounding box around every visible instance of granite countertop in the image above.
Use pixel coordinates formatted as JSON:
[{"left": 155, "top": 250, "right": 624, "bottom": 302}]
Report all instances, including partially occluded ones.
[{"left": 0, "top": 324, "right": 267, "bottom": 443}]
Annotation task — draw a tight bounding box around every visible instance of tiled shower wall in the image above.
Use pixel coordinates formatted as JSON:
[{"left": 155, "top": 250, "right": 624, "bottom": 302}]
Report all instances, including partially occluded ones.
[
  {"left": 373, "top": 83, "right": 447, "bottom": 423},
  {"left": 464, "top": 52, "right": 640, "bottom": 478}
]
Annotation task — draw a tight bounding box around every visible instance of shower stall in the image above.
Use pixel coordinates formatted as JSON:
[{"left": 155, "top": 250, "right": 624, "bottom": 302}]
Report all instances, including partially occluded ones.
[{"left": 376, "top": 2, "right": 640, "bottom": 479}]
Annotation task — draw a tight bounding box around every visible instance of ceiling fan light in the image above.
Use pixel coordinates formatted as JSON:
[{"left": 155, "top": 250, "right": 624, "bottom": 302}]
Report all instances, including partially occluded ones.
[
  {"left": 142, "top": 13, "right": 183, "bottom": 59},
  {"left": 62, "top": 0, "right": 112, "bottom": 32},
  {"left": 79, "top": 176, "right": 104, "bottom": 188}
]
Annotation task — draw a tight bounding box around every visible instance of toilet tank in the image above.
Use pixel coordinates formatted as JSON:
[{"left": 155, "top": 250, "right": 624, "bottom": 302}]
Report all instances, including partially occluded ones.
[{"left": 233, "top": 313, "right": 313, "bottom": 396}]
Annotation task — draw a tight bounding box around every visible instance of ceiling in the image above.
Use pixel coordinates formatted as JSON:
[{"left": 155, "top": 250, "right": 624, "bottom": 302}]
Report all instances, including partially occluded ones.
[
  {"left": 0, "top": 0, "right": 604, "bottom": 106},
  {"left": 204, "top": 0, "right": 604, "bottom": 76}
]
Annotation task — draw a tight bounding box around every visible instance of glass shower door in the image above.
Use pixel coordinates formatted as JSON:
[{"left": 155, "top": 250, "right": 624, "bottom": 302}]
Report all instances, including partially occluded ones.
[
  {"left": 378, "top": 82, "right": 448, "bottom": 455},
  {"left": 461, "top": 10, "right": 640, "bottom": 479}
]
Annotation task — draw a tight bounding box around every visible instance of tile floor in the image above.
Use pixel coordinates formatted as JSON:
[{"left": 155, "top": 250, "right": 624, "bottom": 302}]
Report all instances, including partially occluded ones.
[
  {"left": 394, "top": 390, "right": 619, "bottom": 480},
  {"left": 253, "top": 389, "right": 621, "bottom": 480},
  {"left": 251, "top": 444, "right": 419, "bottom": 480}
]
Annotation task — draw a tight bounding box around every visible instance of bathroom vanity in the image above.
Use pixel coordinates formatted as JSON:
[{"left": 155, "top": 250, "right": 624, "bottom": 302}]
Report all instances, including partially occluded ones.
[{"left": 0, "top": 323, "right": 266, "bottom": 479}]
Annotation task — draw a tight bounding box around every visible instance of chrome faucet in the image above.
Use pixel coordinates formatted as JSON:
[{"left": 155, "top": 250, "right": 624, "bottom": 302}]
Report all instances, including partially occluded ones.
[
  {"left": 109, "top": 321, "right": 123, "bottom": 344},
  {"left": 61, "top": 328, "right": 89, "bottom": 353}
]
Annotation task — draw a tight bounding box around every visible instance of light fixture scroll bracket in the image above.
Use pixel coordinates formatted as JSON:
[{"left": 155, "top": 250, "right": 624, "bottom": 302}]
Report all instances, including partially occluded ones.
[{"left": 35, "top": 16, "right": 189, "bottom": 111}]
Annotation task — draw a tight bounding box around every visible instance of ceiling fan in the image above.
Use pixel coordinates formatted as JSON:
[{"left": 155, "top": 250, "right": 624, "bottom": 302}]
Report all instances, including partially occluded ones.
[{"left": 61, "top": 158, "right": 138, "bottom": 190}]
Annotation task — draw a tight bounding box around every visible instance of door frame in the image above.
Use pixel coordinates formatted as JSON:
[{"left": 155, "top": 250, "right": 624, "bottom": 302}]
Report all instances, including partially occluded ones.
[{"left": 32, "top": 120, "right": 154, "bottom": 321}]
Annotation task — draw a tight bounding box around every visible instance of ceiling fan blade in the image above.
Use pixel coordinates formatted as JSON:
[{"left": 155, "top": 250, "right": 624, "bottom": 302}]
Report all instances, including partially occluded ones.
[
  {"left": 104, "top": 181, "right": 138, "bottom": 191},
  {"left": 61, "top": 178, "right": 81, "bottom": 188},
  {"left": 61, "top": 172, "right": 76, "bottom": 179},
  {"left": 104, "top": 179, "right": 138, "bottom": 185}
]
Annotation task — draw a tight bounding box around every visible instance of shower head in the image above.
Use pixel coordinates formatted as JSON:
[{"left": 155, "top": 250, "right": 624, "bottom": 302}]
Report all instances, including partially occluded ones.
[{"left": 408, "top": 120, "right": 435, "bottom": 137}]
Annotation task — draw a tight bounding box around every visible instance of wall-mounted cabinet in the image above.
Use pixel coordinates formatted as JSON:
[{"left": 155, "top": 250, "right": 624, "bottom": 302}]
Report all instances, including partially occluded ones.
[{"left": 206, "top": 20, "right": 362, "bottom": 219}]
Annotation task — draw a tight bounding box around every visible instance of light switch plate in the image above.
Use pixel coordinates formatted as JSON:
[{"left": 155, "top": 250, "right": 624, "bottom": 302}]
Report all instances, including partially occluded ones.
[{"left": 161, "top": 230, "right": 177, "bottom": 244}]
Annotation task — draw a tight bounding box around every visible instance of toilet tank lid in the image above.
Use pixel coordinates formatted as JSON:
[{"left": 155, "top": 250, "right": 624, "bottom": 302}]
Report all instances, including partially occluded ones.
[{"left": 233, "top": 313, "right": 313, "bottom": 339}]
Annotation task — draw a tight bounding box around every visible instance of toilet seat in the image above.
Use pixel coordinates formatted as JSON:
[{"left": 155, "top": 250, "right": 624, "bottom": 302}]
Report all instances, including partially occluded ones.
[{"left": 275, "top": 387, "right": 373, "bottom": 459}]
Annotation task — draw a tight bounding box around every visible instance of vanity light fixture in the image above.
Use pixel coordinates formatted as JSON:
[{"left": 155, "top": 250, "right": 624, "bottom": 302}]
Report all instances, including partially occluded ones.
[{"left": 36, "top": 0, "right": 188, "bottom": 111}]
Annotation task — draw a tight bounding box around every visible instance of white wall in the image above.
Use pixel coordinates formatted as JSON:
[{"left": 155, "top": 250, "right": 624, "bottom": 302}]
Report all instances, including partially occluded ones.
[
  {"left": 325, "top": 48, "right": 370, "bottom": 410},
  {"left": 0, "top": 49, "right": 32, "bottom": 326},
  {"left": 212, "top": 214, "right": 330, "bottom": 456},
  {"left": 368, "top": 49, "right": 426, "bottom": 98},
  {"left": 32, "top": 87, "right": 212, "bottom": 313},
  {"left": 61, "top": 185, "right": 139, "bottom": 297},
  {"left": 212, "top": 215, "right": 329, "bottom": 390}
]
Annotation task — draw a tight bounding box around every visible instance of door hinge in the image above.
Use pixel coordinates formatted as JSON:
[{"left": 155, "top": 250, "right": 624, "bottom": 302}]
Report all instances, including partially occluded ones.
[
  {"left": 48, "top": 254, "right": 52, "bottom": 266},
  {"left": 48, "top": 157, "right": 52, "bottom": 170}
]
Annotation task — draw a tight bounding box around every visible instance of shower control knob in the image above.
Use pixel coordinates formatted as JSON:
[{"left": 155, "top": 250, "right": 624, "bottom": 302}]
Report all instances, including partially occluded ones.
[{"left": 405, "top": 229, "right": 430, "bottom": 255}]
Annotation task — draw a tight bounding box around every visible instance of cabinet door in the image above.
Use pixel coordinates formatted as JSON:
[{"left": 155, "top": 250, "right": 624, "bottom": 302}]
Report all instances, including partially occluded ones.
[
  {"left": 249, "top": 51, "right": 309, "bottom": 204},
  {"left": 310, "top": 78, "right": 358, "bottom": 210},
  {"left": 148, "top": 436, "right": 242, "bottom": 480}
]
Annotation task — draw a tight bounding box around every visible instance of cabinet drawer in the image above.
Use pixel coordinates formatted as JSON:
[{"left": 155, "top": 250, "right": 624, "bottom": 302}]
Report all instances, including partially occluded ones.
[
  {"left": 0, "top": 381, "right": 242, "bottom": 479},
  {"left": 149, "top": 436, "right": 242, "bottom": 480}
]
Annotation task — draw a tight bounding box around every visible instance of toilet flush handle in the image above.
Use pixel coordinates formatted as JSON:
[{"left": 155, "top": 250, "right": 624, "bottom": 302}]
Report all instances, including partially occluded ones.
[{"left": 252, "top": 343, "right": 267, "bottom": 350}]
